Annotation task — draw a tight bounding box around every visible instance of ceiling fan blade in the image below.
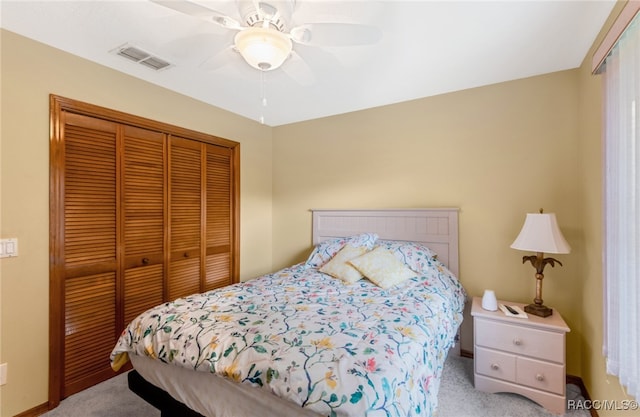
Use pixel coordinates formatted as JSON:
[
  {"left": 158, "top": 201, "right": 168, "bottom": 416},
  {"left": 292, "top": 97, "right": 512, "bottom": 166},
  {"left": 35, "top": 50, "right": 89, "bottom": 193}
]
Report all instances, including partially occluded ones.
[
  {"left": 252, "top": 0, "right": 264, "bottom": 19},
  {"left": 151, "top": 0, "right": 243, "bottom": 30},
  {"left": 280, "top": 51, "right": 316, "bottom": 86},
  {"left": 254, "top": 1, "right": 279, "bottom": 21},
  {"left": 289, "top": 23, "right": 382, "bottom": 47},
  {"left": 199, "top": 45, "right": 239, "bottom": 71}
]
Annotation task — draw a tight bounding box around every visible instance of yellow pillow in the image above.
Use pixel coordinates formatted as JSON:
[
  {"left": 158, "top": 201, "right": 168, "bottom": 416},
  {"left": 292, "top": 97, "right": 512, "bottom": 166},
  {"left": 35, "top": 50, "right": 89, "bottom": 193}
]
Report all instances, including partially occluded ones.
[
  {"left": 319, "top": 244, "right": 369, "bottom": 284},
  {"left": 349, "top": 247, "right": 417, "bottom": 289}
]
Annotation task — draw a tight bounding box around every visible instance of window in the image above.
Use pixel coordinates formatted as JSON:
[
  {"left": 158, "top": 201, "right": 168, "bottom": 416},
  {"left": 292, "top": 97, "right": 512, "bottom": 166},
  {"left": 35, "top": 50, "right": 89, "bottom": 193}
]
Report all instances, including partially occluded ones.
[{"left": 601, "top": 11, "right": 640, "bottom": 400}]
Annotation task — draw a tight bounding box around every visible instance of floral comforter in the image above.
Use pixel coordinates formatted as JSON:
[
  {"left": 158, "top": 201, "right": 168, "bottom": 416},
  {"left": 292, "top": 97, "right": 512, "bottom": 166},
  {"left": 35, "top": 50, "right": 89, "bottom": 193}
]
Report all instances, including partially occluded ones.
[{"left": 111, "top": 260, "right": 466, "bottom": 417}]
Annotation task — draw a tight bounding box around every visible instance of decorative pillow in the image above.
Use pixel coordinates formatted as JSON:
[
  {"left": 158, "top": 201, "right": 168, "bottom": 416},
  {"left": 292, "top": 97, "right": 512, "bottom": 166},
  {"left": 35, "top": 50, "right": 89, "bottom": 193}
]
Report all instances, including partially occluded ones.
[
  {"left": 304, "top": 233, "right": 378, "bottom": 268},
  {"left": 375, "top": 240, "right": 438, "bottom": 274},
  {"left": 319, "top": 244, "right": 369, "bottom": 284},
  {"left": 348, "top": 247, "right": 417, "bottom": 289}
]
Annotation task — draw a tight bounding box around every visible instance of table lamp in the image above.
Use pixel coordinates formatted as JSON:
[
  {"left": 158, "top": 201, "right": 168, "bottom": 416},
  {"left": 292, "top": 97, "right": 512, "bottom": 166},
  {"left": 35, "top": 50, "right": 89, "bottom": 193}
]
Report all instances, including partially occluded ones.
[{"left": 510, "top": 209, "right": 571, "bottom": 317}]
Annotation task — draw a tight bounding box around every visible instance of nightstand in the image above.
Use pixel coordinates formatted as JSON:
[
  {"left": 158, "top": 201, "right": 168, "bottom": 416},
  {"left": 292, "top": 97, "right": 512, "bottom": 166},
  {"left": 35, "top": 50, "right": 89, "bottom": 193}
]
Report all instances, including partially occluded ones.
[{"left": 471, "top": 296, "right": 570, "bottom": 415}]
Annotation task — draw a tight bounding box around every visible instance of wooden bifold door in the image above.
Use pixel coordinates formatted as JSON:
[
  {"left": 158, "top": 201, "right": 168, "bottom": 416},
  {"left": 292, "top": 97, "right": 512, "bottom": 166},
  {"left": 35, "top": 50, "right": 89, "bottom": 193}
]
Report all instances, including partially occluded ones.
[{"left": 49, "top": 96, "right": 239, "bottom": 407}]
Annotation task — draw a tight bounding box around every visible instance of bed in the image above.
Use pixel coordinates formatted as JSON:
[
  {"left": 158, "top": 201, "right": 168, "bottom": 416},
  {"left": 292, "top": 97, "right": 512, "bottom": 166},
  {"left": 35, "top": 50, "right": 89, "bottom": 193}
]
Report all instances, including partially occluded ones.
[{"left": 110, "top": 208, "right": 466, "bottom": 417}]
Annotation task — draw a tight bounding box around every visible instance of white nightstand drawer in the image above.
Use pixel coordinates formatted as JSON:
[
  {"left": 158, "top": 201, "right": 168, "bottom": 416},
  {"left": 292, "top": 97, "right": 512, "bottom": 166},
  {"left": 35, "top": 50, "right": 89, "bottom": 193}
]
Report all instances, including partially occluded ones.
[
  {"left": 475, "top": 319, "right": 564, "bottom": 363},
  {"left": 516, "top": 356, "right": 565, "bottom": 395},
  {"left": 475, "top": 347, "right": 516, "bottom": 382}
]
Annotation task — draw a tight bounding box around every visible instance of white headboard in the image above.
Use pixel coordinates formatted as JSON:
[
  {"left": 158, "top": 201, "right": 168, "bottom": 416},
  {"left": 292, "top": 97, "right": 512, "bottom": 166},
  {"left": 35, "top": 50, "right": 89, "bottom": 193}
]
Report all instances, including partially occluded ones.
[{"left": 311, "top": 208, "right": 459, "bottom": 277}]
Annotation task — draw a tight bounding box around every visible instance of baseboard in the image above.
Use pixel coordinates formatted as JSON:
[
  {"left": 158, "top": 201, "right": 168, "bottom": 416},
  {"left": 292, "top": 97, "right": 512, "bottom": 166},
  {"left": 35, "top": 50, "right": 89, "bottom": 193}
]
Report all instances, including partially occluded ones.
[
  {"left": 460, "top": 348, "right": 474, "bottom": 358},
  {"left": 458, "top": 350, "right": 597, "bottom": 417},
  {"left": 566, "top": 375, "right": 599, "bottom": 417},
  {"left": 13, "top": 402, "right": 50, "bottom": 417}
]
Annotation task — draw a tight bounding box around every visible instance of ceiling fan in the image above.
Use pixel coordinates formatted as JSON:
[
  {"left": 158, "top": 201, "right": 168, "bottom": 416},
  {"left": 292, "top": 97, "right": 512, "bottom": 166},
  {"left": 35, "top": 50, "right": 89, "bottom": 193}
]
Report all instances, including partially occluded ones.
[{"left": 152, "top": 0, "right": 381, "bottom": 77}]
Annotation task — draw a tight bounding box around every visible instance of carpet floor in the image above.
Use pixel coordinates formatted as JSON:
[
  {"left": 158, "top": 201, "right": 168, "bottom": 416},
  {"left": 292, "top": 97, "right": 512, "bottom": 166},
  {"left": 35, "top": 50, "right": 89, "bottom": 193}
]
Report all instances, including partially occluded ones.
[{"left": 42, "top": 355, "right": 590, "bottom": 417}]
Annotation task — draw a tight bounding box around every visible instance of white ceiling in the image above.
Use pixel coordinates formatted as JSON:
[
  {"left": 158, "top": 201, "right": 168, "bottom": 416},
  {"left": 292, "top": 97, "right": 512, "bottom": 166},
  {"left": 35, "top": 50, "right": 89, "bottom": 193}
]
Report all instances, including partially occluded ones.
[{"left": 1, "top": 0, "right": 616, "bottom": 126}]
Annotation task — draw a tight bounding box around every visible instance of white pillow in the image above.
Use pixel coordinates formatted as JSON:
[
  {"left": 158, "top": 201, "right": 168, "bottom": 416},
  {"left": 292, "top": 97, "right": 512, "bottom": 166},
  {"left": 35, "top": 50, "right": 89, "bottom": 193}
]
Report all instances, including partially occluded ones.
[
  {"left": 304, "top": 233, "right": 378, "bottom": 268},
  {"left": 349, "top": 247, "right": 417, "bottom": 289},
  {"left": 319, "top": 244, "right": 369, "bottom": 284},
  {"left": 375, "top": 240, "right": 438, "bottom": 273}
]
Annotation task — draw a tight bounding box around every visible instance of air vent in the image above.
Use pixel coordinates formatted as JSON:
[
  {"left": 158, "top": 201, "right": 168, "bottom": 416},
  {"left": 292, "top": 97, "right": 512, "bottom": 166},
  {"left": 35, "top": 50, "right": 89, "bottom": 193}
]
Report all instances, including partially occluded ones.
[{"left": 111, "top": 44, "right": 172, "bottom": 71}]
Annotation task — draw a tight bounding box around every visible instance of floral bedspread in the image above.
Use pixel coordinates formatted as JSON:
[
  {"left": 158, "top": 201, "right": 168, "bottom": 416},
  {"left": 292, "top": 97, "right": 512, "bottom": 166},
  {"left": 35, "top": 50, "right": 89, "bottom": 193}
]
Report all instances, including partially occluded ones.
[{"left": 111, "top": 261, "right": 466, "bottom": 417}]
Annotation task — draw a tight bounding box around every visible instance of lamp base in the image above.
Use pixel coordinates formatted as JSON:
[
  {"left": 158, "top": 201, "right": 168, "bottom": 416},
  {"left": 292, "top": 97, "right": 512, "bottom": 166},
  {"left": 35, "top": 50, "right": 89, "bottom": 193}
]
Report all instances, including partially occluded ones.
[{"left": 524, "top": 303, "right": 553, "bottom": 317}]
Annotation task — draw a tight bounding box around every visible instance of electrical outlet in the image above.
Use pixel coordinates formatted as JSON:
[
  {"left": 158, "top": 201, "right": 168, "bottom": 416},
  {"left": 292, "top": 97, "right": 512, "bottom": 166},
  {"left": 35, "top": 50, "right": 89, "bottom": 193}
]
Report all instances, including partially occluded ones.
[{"left": 0, "top": 363, "right": 7, "bottom": 385}]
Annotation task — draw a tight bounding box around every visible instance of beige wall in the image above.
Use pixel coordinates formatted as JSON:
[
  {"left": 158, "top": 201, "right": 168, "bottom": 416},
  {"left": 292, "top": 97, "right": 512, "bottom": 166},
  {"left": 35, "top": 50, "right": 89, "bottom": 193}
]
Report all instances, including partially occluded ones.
[
  {"left": 577, "top": 2, "right": 638, "bottom": 415},
  {"left": 0, "top": 29, "right": 273, "bottom": 416},
  {"left": 2, "top": 1, "right": 638, "bottom": 413},
  {"left": 272, "top": 70, "right": 582, "bottom": 365}
]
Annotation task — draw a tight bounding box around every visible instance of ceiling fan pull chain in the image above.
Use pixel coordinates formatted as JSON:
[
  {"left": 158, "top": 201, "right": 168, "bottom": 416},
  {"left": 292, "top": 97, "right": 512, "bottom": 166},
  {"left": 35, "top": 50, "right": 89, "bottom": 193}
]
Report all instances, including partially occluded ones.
[
  {"left": 259, "top": 70, "right": 267, "bottom": 125},
  {"left": 261, "top": 70, "right": 267, "bottom": 107}
]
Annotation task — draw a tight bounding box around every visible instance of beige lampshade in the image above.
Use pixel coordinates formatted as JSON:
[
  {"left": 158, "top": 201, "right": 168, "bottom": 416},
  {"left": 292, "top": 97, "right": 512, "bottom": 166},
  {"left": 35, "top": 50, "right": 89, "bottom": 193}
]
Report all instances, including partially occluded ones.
[
  {"left": 234, "top": 27, "right": 292, "bottom": 71},
  {"left": 510, "top": 212, "right": 571, "bottom": 254}
]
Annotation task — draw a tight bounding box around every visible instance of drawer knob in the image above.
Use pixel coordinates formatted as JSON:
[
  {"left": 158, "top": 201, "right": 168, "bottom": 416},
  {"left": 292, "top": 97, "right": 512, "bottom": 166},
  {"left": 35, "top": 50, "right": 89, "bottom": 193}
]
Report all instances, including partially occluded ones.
[
  {"left": 513, "top": 338, "right": 522, "bottom": 346},
  {"left": 490, "top": 363, "right": 499, "bottom": 370},
  {"left": 536, "top": 373, "right": 545, "bottom": 381}
]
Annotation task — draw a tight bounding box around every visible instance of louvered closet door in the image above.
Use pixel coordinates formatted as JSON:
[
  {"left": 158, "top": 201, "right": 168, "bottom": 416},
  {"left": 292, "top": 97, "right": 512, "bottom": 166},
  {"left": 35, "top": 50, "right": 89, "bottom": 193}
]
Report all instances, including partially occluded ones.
[
  {"left": 205, "top": 144, "right": 234, "bottom": 290},
  {"left": 169, "top": 137, "right": 202, "bottom": 300},
  {"left": 62, "top": 112, "right": 119, "bottom": 397},
  {"left": 122, "top": 126, "right": 166, "bottom": 325},
  {"left": 51, "top": 95, "right": 240, "bottom": 406}
]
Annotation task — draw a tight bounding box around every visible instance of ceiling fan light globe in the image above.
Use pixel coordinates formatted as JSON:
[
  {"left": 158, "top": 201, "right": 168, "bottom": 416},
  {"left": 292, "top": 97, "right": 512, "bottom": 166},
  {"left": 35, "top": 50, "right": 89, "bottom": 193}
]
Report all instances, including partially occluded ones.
[{"left": 234, "top": 27, "right": 292, "bottom": 71}]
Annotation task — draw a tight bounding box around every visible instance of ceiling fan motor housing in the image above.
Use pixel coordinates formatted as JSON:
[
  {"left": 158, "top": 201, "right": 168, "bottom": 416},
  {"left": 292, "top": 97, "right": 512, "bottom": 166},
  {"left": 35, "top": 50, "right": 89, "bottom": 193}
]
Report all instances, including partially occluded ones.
[{"left": 238, "top": 0, "right": 295, "bottom": 31}]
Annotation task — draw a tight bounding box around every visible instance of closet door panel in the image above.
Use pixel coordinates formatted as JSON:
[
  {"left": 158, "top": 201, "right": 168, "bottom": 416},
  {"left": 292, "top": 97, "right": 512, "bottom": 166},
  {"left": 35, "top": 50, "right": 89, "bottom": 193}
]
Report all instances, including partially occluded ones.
[
  {"left": 124, "top": 265, "right": 164, "bottom": 324},
  {"left": 62, "top": 112, "right": 119, "bottom": 396},
  {"left": 64, "top": 272, "right": 116, "bottom": 397},
  {"left": 168, "top": 258, "right": 201, "bottom": 300},
  {"left": 122, "top": 126, "right": 166, "bottom": 323},
  {"left": 205, "top": 253, "right": 231, "bottom": 291},
  {"left": 169, "top": 137, "right": 202, "bottom": 300},
  {"left": 205, "top": 145, "right": 233, "bottom": 291},
  {"left": 63, "top": 114, "right": 117, "bottom": 272}
]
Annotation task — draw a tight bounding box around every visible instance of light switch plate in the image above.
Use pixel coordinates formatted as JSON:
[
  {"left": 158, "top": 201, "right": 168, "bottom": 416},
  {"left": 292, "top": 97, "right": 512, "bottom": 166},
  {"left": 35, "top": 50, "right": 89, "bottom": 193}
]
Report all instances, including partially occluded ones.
[
  {"left": 0, "top": 363, "right": 7, "bottom": 385},
  {"left": 0, "top": 238, "right": 18, "bottom": 258}
]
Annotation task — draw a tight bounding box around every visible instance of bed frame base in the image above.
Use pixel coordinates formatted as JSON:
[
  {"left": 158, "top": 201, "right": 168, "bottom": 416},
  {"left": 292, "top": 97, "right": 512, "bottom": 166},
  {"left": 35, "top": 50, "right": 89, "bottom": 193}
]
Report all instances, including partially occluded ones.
[{"left": 128, "top": 370, "right": 205, "bottom": 417}]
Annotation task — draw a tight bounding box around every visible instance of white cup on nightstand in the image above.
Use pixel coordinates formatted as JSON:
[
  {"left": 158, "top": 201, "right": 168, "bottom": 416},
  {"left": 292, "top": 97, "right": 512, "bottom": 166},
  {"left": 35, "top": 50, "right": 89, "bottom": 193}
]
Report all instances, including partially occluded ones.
[{"left": 482, "top": 290, "right": 498, "bottom": 311}]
